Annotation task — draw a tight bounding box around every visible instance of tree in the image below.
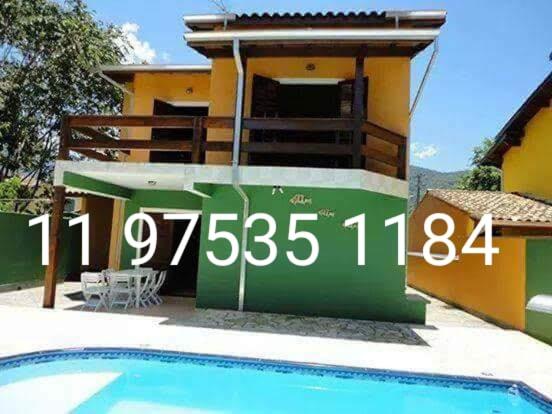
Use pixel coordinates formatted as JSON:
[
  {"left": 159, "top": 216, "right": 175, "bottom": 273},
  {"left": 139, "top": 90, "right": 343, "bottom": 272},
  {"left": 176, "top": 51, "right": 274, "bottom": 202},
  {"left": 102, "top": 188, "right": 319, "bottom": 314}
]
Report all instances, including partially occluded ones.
[
  {"left": 0, "top": 176, "right": 25, "bottom": 212},
  {"left": 0, "top": 0, "right": 126, "bottom": 210},
  {"left": 456, "top": 138, "right": 501, "bottom": 191}
]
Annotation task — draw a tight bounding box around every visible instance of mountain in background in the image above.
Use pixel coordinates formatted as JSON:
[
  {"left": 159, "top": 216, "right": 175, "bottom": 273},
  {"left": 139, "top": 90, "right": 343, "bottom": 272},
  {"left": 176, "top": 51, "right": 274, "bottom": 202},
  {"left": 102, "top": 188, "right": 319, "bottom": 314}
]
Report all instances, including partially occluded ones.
[{"left": 408, "top": 165, "right": 466, "bottom": 210}]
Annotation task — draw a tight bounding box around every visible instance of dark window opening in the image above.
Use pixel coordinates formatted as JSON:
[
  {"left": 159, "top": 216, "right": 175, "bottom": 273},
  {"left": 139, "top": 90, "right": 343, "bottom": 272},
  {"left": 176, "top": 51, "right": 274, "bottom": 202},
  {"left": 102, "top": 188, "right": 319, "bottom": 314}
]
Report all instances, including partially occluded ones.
[
  {"left": 150, "top": 100, "right": 208, "bottom": 163},
  {"left": 140, "top": 212, "right": 201, "bottom": 297},
  {"left": 249, "top": 75, "right": 367, "bottom": 169}
]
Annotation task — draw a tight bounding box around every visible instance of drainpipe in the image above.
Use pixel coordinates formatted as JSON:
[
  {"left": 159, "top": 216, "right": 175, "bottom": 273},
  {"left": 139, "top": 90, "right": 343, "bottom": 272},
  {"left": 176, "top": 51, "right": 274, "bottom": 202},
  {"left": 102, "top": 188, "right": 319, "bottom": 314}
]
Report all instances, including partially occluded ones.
[
  {"left": 409, "top": 37, "right": 439, "bottom": 119},
  {"left": 231, "top": 38, "right": 249, "bottom": 312}
]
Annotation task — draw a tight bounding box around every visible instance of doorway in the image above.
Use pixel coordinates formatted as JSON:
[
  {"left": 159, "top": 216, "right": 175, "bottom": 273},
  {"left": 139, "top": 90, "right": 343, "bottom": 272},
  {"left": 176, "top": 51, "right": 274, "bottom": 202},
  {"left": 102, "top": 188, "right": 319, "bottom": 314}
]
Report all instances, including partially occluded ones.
[
  {"left": 139, "top": 209, "right": 201, "bottom": 297},
  {"left": 150, "top": 99, "right": 208, "bottom": 163},
  {"left": 249, "top": 75, "right": 367, "bottom": 168}
]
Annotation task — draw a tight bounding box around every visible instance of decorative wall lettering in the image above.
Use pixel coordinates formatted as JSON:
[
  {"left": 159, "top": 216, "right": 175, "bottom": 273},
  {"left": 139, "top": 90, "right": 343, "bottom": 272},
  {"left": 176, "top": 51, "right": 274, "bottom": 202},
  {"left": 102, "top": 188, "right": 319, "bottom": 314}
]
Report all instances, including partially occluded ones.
[{"left": 289, "top": 194, "right": 312, "bottom": 206}]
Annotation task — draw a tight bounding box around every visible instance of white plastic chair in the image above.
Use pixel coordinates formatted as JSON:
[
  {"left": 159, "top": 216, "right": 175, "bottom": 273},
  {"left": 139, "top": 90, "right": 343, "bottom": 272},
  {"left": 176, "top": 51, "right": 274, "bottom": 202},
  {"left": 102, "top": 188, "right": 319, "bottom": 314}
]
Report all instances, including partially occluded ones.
[
  {"left": 108, "top": 273, "right": 135, "bottom": 309},
  {"left": 150, "top": 270, "right": 166, "bottom": 305},
  {"left": 81, "top": 272, "right": 109, "bottom": 311},
  {"left": 138, "top": 271, "right": 156, "bottom": 307}
]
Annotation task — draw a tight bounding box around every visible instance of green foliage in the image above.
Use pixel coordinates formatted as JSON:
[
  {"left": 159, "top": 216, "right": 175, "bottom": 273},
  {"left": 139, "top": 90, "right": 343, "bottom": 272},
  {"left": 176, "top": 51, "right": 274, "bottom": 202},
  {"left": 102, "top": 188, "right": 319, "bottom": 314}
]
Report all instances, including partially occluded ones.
[
  {"left": 408, "top": 166, "right": 466, "bottom": 211},
  {"left": 0, "top": 0, "right": 126, "bottom": 201},
  {"left": 456, "top": 138, "right": 501, "bottom": 191},
  {"left": 0, "top": 176, "right": 26, "bottom": 211}
]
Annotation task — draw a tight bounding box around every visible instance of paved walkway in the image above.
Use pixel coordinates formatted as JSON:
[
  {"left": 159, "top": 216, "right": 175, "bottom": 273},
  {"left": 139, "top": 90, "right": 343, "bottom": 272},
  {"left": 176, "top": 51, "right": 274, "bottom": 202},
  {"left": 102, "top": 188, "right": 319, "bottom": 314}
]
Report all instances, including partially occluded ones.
[{"left": 0, "top": 282, "right": 550, "bottom": 398}]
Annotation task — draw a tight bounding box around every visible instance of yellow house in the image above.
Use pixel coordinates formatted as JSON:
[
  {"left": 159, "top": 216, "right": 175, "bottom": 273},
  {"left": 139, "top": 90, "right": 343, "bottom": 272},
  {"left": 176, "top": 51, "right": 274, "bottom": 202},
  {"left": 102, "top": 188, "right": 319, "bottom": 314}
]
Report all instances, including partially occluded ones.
[
  {"left": 46, "top": 10, "right": 447, "bottom": 324},
  {"left": 408, "top": 71, "right": 552, "bottom": 343},
  {"left": 483, "top": 71, "right": 552, "bottom": 199}
]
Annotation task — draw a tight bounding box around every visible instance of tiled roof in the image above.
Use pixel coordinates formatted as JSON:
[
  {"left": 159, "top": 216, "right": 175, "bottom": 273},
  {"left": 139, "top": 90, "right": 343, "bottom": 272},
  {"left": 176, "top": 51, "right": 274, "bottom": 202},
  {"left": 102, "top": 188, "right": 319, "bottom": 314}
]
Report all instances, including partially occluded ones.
[
  {"left": 427, "top": 189, "right": 552, "bottom": 224},
  {"left": 185, "top": 10, "right": 446, "bottom": 30},
  {"left": 234, "top": 11, "right": 446, "bottom": 27},
  {"left": 237, "top": 11, "right": 386, "bottom": 19}
]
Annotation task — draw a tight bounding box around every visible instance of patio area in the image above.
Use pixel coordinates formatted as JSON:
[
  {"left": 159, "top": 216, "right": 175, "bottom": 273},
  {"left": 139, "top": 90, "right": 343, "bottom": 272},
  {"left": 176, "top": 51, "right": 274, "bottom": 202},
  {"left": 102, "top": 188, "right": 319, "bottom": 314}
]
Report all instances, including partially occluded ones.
[
  {"left": 0, "top": 281, "right": 551, "bottom": 399},
  {"left": 0, "top": 281, "right": 495, "bottom": 345}
]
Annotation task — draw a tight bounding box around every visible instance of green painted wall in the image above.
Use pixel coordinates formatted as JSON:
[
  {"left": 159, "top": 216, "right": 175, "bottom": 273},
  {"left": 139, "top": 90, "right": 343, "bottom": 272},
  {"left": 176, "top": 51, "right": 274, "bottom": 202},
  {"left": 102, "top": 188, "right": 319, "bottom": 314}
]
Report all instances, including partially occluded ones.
[
  {"left": 119, "top": 189, "right": 202, "bottom": 268},
  {"left": 0, "top": 212, "right": 80, "bottom": 286},
  {"left": 525, "top": 238, "right": 552, "bottom": 345},
  {"left": 196, "top": 185, "right": 425, "bottom": 323},
  {"left": 64, "top": 172, "right": 132, "bottom": 199}
]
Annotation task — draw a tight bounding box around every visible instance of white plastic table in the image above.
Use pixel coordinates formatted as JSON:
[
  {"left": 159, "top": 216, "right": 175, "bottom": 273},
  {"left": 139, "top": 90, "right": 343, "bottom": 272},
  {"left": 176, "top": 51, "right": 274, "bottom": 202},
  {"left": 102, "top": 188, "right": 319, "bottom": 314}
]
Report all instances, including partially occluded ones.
[{"left": 109, "top": 269, "right": 150, "bottom": 308}]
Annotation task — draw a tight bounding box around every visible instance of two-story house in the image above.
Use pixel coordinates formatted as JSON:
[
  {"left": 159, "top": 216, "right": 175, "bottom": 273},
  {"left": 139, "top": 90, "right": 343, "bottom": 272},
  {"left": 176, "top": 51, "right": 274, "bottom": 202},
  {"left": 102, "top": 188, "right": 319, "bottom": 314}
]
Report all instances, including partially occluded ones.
[
  {"left": 44, "top": 10, "right": 448, "bottom": 324},
  {"left": 408, "top": 71, "right": 552, "bottom": 343}
]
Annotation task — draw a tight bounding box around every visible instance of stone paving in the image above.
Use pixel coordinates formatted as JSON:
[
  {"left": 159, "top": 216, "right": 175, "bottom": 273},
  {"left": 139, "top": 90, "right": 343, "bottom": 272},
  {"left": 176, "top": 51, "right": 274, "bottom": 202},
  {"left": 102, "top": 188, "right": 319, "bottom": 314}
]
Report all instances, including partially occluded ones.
[{"left": 0, "top": 282, "right": 493, "bottom": 345}]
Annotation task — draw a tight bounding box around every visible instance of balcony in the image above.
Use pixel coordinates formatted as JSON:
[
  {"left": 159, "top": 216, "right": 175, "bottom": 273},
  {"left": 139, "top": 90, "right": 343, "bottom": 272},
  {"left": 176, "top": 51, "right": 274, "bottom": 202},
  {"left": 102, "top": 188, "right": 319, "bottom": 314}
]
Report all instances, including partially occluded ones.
[{"left": 61, "top": 115, "right": 407, "bottom": 180}]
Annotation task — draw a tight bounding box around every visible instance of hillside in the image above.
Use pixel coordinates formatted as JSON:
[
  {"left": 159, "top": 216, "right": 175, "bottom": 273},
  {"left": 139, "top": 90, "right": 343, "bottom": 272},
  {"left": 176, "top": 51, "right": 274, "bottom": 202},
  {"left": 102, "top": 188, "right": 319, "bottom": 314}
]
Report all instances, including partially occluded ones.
[{"left": 408, "top": 165, "right": 466, "bottom": 209}]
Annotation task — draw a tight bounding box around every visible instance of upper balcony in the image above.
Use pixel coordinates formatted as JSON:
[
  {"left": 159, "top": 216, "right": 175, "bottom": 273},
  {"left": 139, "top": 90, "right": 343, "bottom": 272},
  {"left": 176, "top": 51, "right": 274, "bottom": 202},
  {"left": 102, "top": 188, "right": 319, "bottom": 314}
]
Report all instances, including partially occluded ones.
[
  {"left": 60, "top": 114, "right": 408, "bottom": 180},
  {"left": 58, "top": 10, "right": 447, "bottom": 186}
]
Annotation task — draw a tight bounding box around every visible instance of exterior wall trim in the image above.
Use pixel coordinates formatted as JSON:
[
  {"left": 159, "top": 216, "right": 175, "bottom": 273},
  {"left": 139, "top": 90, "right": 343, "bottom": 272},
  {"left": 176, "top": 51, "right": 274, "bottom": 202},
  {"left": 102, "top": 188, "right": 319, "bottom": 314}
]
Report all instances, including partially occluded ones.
[{"left": 55, "top": 161, "right": 409, "bottom": 199}]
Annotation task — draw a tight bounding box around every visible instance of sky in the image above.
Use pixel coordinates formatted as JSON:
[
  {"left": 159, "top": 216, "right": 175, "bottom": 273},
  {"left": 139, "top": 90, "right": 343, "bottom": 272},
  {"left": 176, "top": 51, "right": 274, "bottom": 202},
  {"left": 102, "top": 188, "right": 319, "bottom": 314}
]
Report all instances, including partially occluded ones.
[{"left": 86, "top": 0, "right": 552, "bottom": 172}]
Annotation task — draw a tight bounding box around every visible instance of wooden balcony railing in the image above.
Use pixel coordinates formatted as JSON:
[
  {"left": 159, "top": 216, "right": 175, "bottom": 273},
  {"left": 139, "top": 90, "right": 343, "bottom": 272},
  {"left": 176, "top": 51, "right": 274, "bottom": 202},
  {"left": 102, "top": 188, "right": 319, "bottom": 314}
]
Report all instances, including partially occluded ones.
[{"left": 60, "top": 115, "right": 407, "bottom": 179}]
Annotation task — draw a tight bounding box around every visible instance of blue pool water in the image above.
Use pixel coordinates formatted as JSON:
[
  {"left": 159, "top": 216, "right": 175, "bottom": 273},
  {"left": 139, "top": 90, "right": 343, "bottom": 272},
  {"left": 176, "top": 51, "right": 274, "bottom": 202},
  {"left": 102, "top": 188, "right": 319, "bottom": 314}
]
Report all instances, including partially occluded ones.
[{"left": 0, "top": 349, "right": 550, "bottom": 413}]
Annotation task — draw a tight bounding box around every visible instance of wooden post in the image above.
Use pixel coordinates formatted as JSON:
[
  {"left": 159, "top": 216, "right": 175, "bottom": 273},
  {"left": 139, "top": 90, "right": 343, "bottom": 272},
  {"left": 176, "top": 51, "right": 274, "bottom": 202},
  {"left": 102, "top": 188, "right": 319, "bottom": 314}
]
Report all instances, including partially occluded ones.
[
  {"left": 352, "top": 54, "right": 365, "bottom": 169},
  {"left": 397, "top": 142, "right": 407, "bottom": 180},
  {"left": 191, "top": 116, "right": 204, "bottom": 163},
  {"left": 43, "top": 117, "right": 70, "bottom": 308},
  {"left": 43, "top": 186, "right": 66, "bottom": 308},
  {"left": 58, "top": 116, "right": 70, "bottom": 160}
]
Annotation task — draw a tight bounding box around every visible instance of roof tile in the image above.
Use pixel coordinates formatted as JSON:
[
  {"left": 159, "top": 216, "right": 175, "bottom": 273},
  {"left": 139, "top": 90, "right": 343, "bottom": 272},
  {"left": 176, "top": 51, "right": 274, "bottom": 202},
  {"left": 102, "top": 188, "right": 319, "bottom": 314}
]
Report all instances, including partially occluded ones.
[{"left": 427, "top": 189, "right": 552, "bottom": 223}]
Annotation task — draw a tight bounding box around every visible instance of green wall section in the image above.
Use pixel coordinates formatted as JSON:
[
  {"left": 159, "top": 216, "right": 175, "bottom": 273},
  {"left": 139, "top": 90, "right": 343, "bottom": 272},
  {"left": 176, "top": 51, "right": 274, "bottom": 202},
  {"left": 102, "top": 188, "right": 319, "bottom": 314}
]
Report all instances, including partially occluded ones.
[
  {"left": 196, "top": 185, "right": 425, "bottom": 323},
  {"left": 119, "top": 189, "right": 202, "bottom": 268},
  {"left": 63, "top": 172, "right": 132, "bottom": 199},
  {"left": 525, "top": 238, "right": 552, "bottom": 345},
  {"left": 0, "top": 212, "right": 80, "bottom": 286}
]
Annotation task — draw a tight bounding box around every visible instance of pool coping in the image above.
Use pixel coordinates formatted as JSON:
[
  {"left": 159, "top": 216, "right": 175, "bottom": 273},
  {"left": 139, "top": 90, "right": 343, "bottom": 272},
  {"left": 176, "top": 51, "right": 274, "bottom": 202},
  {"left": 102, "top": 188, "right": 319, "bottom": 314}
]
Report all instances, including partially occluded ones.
[{"left": 0, "top": 347, "right": 551, "bottom": 412}]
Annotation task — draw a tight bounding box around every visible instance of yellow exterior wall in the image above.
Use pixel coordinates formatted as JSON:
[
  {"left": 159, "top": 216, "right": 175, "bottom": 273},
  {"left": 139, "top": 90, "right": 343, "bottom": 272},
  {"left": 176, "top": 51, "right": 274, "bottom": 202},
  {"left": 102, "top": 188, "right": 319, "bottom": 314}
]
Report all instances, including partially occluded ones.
[
  {"left": 109, "top": 58, "right": 411, "bottom": 266},
  {"left": 207, "top": 56, "right": 411, "bottom": 173},
  {"left": 408, "top": 195, "right": 527, "bottom": 329},
  {"left": 502, "top": 107, "right": 552, "bottom": 199},
  {"left": 123, "top": 72, "right": 211, "bottom": 161},
  {"left": 108, "top": 72, "right": 210, "bottom": 264}
]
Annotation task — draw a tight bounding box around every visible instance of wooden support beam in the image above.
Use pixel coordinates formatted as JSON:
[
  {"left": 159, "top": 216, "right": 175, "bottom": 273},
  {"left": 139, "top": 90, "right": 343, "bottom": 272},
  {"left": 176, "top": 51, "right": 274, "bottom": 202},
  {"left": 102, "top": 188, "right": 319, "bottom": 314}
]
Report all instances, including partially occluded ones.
[
  {"left": 352, "top": 54, "right": 365, "bottom": 168},
  {"left": 191, "top": 117, "right": 204, "bottom": 163},
  {"left": 58, "top": 116, "right": 70, "bottom": 160},
  {"left": 43, "top": 186, "right": 65, "bottom": 308}
]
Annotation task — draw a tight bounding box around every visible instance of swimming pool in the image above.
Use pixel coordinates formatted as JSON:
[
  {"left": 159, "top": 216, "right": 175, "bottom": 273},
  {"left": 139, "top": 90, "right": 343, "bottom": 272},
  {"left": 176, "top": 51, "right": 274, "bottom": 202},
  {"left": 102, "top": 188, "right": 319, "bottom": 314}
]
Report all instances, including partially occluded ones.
[{"left": 0, "top": 348, "right": 550, "bottom": 413}]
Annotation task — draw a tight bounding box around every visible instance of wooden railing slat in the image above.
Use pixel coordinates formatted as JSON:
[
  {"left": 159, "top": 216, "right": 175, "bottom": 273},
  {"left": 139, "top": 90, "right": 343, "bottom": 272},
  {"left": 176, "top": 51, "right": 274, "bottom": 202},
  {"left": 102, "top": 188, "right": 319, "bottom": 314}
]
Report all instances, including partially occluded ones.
[
  {"left": 69, "top": 115, "right": 195, "bottom": 128},
  {"left": 73, "top": 148, "right": 115, "bottom": 162},
  {"left": 362, "top": 122, "right": 405, "bottom": 146},
  {"left": 243, "top": 142, "right": 354, "bottom": 155},
  {"left": 362, "top": 146, "right": 400, "bottom": 167},
  {"left": 64, "top": 115, "right": 408, "bottom": 179},
  {"left": 70, "top": 139, "right": 192, "bottom": 152},
  {"left": 243, "top": 117, "right": 355, "bottom": 131}
]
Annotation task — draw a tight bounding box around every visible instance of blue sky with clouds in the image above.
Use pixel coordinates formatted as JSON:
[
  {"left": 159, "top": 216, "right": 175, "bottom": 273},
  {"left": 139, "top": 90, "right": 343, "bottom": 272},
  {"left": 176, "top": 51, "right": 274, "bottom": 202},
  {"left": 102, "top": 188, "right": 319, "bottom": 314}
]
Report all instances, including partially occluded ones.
[{"left": 86, "top": 0, "right": 551, "bottom": 172}]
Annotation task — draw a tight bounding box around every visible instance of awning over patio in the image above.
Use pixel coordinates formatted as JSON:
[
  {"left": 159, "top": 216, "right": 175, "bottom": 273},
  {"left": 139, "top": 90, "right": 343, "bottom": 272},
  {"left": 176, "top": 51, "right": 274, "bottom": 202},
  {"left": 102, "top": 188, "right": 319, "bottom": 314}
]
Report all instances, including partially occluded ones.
[{"left": 54, "top": 160, "right": 409, "bottom": 200}]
